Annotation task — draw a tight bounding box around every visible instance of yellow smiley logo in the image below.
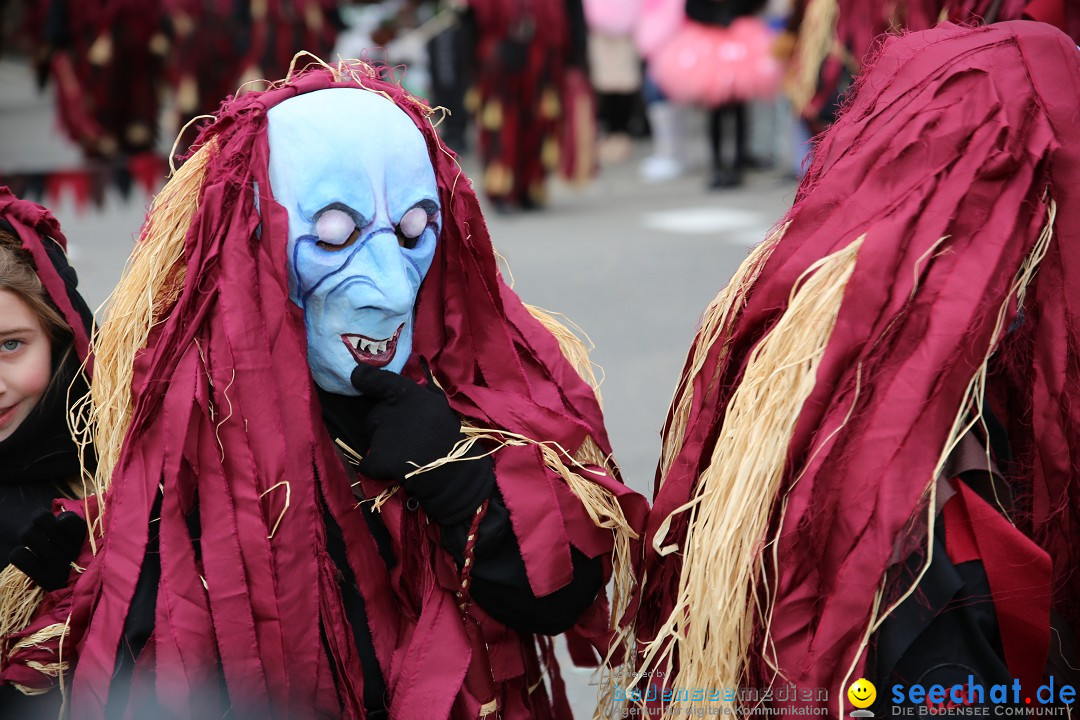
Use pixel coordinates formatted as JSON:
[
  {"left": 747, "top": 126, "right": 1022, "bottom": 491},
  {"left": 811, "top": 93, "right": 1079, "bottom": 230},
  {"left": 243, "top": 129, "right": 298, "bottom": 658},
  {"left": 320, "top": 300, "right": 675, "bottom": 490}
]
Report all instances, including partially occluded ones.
[{"left": 848, "top": 678, "right": 876, "bottom": 709}]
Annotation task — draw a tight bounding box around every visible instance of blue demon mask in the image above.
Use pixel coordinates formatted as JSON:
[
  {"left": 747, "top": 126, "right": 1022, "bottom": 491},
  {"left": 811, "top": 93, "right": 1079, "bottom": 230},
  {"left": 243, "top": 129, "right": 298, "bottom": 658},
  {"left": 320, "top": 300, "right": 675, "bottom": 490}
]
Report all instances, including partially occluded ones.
[{"left": 266, "top": 88, "right": 441, "bottom": 395}]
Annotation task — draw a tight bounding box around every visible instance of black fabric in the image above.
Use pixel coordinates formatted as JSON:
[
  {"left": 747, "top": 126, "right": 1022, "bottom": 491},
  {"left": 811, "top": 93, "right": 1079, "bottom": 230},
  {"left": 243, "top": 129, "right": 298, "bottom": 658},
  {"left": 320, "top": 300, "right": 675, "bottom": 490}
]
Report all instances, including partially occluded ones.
[
  {"left": 107, "top": 493, "right": 162, "bottom": 718},
  {"left": 440, "top": 487, "right": 604, "bottom": 636},
  {"left": 708, "top": 102, "right": 749, "bottom": 170},
  {"left": 0, "top": 348, "right": 87, "bottom": 489},
  {"left": 869, "top": 522, "right": 1011, "bottom": 714},
  {"left": 0, "top": 683, "right": 62, "bottom": 719},
  {"left": 564, "top": 0, "right": 590, "bottom": 71},
  {"left": 426, "top": 7, "right": 475, "bottom": 153},
  {"left": 684, "top": 0, "right": 767, "bottom": 26},
  {"left": 8, "top": 509, "right": 86, "bottom": 591},
  {"left": 598, "top": 93, "right": 637, "bottom": 135},
  {"left": 324, "top": 506, "right": 388, "bottom": 714}
]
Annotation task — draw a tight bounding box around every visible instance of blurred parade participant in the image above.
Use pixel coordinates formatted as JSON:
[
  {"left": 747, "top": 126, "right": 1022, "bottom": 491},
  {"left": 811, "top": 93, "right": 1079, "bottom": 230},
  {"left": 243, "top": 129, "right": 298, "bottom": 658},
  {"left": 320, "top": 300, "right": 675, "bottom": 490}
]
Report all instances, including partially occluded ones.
[
  {"left": 634, "top": 0, "right": 692, "bottom": 182},
  {"left": 0, "top": 189, "right": 93, "bottom": 718},
  {"left": 649, "top": 0, "right": 780, "bottom": 188},
  {"left": 782, "top": 0, "right": 1077, "bottom": 136},
  {"left": 468, "top": 0, "right": 591, "bottom": 211},
  {"left": 11, "top": 1, "right": 342, "bottom": 203},
  {"left": 32, "top": 0, "right": 163, "bottom": 161},
  {"left": 162, "top": 0, "right": 344, "bottom": 154},
  {"left": 634, "top": 21, "right": 1079, "bottom": 718},
  {"left": 425, "top": 0, "right": 476, "bottom": 152},
  {"left": 2, "top": 60, "right": 644, "bottom": 719},
  {"left": 584, "top": 0, "right": 643, "bottom": 166}
]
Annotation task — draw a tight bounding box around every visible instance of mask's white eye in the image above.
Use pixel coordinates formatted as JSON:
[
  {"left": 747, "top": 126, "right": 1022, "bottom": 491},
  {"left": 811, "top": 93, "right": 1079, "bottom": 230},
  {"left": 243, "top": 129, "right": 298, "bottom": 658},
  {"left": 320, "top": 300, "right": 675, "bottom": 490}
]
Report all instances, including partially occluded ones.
[
  {"left": 399, "top": 206, "right": 429, "bottom": 240},
  {"left": 316, "top": 208, "right": 356, "bottom": 246}
]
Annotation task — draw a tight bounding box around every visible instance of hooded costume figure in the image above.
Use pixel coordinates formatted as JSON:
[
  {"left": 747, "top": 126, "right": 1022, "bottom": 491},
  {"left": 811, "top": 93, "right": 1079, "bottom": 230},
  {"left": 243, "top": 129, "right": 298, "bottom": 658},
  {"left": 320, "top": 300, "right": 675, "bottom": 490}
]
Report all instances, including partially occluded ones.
[
  {"left": 633, "top": 21, "right": 1080, "bottom": 718},
  {"left": 0, "top": 188, "right": 94, "bottom": 716},
  {"left": 2, "top": 61, "right": 645, "bottom": 719}
]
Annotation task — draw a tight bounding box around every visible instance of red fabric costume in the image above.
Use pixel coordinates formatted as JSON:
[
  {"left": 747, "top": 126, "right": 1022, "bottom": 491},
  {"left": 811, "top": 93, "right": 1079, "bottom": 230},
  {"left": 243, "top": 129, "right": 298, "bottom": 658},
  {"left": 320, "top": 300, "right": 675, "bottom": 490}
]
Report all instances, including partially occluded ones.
[
  {"left": 638, "top": 20, "right": 1080, "bottom": 715},
  {"left": 4, "top": 64, "right": 645, "bottom": 718},
  {"left": 468, "top": 0, "right": 587, "bottom": 208}
]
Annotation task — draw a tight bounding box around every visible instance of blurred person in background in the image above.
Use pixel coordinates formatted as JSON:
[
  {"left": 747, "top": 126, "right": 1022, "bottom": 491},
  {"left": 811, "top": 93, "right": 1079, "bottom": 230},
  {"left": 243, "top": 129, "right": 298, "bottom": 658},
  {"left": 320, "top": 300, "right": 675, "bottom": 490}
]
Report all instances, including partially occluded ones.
[
  {"left": 425, "top": 0, "right": 476, "bottom": 153},
  {"left": 583, "top": 0, "right": 643, "bottom": 166},
  {"left": 468, "top": 0, "right": 590, "bottom": 212},
  {"left": 634, "top": 0, "right": 693, "bottom": 182},
  {"left": 2, "top": 0, "right": 343, "bottom": 204},
  {"left": 781, "top": 0, "right": 1078, "bottom": 141},
  {"left": 649, "top": 0, "right": 780, "bottom": 189}
]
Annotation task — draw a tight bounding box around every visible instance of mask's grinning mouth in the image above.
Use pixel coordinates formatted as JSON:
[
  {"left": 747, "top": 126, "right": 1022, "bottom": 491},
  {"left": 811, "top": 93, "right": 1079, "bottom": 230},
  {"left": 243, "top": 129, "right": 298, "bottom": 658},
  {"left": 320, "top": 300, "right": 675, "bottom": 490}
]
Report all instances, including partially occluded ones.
[{"left": 342, "top": 324, "right": 404, "bottom": 368}]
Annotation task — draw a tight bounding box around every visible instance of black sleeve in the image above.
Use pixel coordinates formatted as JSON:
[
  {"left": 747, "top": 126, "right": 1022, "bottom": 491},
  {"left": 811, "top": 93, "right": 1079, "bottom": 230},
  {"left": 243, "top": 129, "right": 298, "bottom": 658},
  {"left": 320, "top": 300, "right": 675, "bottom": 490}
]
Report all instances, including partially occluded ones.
[{"left": 410, "top": 454, "right": 604, "bottom": 636}]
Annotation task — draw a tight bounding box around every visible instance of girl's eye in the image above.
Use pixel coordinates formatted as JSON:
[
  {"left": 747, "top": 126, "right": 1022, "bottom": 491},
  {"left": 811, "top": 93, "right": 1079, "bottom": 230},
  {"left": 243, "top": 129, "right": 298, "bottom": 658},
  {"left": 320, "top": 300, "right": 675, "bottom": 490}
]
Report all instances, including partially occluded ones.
[{"left": 0, "top": 339, "right": 23, "bottom": 352}]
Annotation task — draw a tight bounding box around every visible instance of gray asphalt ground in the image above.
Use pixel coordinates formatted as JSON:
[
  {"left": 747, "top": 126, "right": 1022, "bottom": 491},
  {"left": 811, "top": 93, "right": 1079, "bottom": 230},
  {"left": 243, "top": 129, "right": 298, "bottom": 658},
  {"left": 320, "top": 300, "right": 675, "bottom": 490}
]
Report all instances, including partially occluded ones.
[{"left": 1, "top": 57, "right": 801, "bottom": 717}]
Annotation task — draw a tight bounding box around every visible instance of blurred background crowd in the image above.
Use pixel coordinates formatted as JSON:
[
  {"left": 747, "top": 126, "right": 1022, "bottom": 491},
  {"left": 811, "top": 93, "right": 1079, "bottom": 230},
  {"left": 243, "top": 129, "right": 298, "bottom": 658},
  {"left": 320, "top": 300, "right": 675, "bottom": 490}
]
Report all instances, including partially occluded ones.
[{"left": 1, "top": 0, "right": 1075, "bottom": 216}]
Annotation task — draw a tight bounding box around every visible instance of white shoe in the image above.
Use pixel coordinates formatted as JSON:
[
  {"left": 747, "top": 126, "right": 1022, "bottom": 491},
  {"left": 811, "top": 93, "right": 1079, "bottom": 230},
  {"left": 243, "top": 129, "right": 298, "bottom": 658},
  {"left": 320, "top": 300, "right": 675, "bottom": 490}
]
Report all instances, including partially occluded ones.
[{"left": 640, "top": 155, "right": 683, "bottom": 182}]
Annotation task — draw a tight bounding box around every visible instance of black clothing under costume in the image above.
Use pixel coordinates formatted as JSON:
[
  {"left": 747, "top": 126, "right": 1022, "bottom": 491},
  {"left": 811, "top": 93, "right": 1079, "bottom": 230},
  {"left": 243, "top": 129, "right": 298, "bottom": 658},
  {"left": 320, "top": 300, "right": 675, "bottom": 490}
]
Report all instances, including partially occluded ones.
[
  {"left": 868, "top": 417, "right": 1079, "bottom": 713},
  {"left": 113, "top": 388, "right": 604, "bottom": 718},
  {"left": 0, "top": 354, "right": 85, "bottom": 719}
]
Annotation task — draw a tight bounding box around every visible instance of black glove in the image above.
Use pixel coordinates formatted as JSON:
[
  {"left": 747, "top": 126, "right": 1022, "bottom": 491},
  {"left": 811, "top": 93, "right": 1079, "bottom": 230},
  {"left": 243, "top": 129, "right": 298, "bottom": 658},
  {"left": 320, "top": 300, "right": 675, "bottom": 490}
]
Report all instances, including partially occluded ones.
[
  {"left": 350, "top": 364, "right": 495, "bottom": 524},
  {"left": 350, "top": 364, "right": 465, "bottom": 481},
  {"left": 9, "top": 510, "right": 87, "bottom": 591}
]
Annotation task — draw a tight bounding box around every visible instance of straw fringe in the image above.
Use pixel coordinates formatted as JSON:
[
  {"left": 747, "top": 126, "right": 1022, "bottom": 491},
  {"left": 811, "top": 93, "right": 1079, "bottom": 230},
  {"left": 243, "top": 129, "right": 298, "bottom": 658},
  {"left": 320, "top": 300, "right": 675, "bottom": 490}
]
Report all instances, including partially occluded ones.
[
  {"left": 639, "top": 235, "right": 864, "bottom": 718},
  {"left": 1, "top": 620, "right": 69, "bottom": 696},
  {"left": 784, "top": 0, "right": 838, "bottom": 114},
  {"left": 79, "top": 140, "right": 213, "bottom": 525},
  {"left": 659, "top": 224, "right": 787, "bottom": 485},
  {"left": 0, "top": 565, "right": 43, "bottom": 640},
  {"left": 521, "top": 304, "right": 636, "bottom": 619}
]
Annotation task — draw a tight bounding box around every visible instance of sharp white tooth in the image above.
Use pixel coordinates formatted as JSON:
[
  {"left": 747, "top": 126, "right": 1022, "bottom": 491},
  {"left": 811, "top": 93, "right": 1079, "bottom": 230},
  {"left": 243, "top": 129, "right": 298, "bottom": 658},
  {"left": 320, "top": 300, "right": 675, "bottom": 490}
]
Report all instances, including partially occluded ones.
[
  {"left": 360, "top": 339, "right": 374, "bottom": 353},
  {"left": 350, "top": 337, "right": 362, "bottom": 350},
  {"left": 376, "top": 340, "right": 388, "bottom": 354}
]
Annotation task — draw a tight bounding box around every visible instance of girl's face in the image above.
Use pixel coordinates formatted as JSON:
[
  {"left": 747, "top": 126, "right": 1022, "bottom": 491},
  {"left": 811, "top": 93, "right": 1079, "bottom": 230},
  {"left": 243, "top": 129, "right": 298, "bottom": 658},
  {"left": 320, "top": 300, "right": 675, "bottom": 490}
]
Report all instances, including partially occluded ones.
[{"left": 0, "top": 289, "right": 52, "bottom": 442}]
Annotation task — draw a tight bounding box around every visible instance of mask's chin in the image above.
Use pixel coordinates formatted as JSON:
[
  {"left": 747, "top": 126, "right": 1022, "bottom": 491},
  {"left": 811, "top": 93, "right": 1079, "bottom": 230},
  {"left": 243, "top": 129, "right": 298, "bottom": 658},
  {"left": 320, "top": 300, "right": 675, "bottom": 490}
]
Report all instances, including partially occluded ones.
[{"left": 309, "top": 321, "right": 413, "bottom": 395}]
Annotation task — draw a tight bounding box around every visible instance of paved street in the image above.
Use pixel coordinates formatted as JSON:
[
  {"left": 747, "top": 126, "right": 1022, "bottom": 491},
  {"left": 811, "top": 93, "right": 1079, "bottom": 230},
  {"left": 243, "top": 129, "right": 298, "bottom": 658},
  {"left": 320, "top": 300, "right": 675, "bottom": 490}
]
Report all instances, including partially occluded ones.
[{"left": 2, "top": 57, "right": 800, "bottom": 717}]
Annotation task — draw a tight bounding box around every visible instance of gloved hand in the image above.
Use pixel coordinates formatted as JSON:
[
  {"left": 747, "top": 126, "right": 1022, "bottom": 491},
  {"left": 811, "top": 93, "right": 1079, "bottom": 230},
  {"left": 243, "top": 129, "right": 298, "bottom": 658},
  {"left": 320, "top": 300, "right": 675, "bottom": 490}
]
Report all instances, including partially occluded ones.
[
  {"left": 350, "top": 364, "right": 465, "bottom": 483},
  {"left": 350, "top": 364, "right": 496, "bottom": 524},
  {"left": 9, "top": 510, "right": 87, "bottom": 591}
]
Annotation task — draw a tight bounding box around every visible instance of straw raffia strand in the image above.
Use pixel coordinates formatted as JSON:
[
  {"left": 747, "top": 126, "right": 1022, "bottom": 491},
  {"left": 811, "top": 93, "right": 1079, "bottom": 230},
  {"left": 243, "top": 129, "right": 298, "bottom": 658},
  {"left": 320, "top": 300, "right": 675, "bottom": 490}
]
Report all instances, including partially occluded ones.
[
  {"left": 659, "top": 223, "right": 787, "bottom": 483},
  {"left": 639, "top": 235, "right": 863, "bottom": 718},
  {"left": 784, "top": 0, "right": 838, "bottom": 114},
  {"left": 2, "top": 621, "right": 69, "bottom": 697},
  {"left": 0, "top": 565, "right": 43, "bottom": 642},
  {"left": 522, "top": 305, "right": 639, "bottom": 627},
  {"left": 79, "top": 140, "right": 213, "bottom": 530}
]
